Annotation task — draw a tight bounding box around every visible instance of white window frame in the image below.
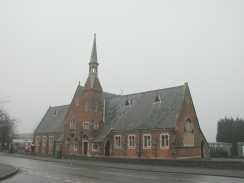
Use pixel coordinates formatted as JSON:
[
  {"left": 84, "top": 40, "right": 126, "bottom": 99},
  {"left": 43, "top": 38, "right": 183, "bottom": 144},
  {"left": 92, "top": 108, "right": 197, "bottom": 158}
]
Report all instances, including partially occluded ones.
[
  {"left": 160, "top": 133, "right": 169, "bottom": 149},
  {"left": 93, "top": 121, "right": 98, "bottom": 129},
  {"left": 74, "top": 138, "right": 78, "bottom": 150},
  {"left": 66, "top": 138, "right": 70, "bottom": 149},
  {"left": 42, "top": 136, "right": 47, "bottom": 146},
  {"left": 70, "top": 119, "right": 76, "bottom": 130},
  {"left": 83, "top": 122, "right": 89, "bottom": 129},
  {"left": 143, "top": 134, "right": 151, "bottom": 149},
  {"left": 128, "top": 135, "right": 136, "bottom": 149},
  {"left": 36, "top": 136, "right": 40, "bottom": 146},
  {"left": 49, "top": 136, "right": 54, "bottom": 146},
  {"left": 92, "top": 143, "right": 99, "bottom": 151},
  {"left": 114, "top": 135, "right": 121, "bottom": 149}
]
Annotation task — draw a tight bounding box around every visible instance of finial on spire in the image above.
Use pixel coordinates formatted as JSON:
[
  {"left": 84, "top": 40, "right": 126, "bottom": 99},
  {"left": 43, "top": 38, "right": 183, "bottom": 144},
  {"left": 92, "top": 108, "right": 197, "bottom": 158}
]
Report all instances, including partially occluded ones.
[{"left": 79, "top": 81, "right": 80, "bottom": 85}]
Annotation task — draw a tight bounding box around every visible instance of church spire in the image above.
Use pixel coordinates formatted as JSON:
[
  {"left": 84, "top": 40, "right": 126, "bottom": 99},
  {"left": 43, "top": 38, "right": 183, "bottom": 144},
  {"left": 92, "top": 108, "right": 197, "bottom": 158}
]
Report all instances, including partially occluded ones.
[
  {"left": 89, "top": 34, "right": 99, "bottom": 75},
  {"left": 83, "top": 34, "right": 102, "bottom": 91}
]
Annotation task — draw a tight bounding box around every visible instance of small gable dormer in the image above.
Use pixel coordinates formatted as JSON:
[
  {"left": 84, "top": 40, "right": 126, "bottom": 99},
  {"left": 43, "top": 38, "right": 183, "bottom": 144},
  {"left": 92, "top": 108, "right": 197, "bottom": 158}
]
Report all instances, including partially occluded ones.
[
  {"left": 53, "top": 110, "right": 58, "bottom": 116},
  {"left": 125, "top": 99, "right": 131, "bottom": 107},
  {"left": 154, "top": 95, "right": 161, "bottom": 103}
]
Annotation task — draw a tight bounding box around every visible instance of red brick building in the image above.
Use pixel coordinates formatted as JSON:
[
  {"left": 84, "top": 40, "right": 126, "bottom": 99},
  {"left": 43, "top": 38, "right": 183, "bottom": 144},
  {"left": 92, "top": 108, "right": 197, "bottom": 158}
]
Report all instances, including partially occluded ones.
[
  {"left": 34, "top": 105, "right": 69, "bottom": 155},
  {"left": 35, "top": 35, "right": 209, "bottom": 158}
]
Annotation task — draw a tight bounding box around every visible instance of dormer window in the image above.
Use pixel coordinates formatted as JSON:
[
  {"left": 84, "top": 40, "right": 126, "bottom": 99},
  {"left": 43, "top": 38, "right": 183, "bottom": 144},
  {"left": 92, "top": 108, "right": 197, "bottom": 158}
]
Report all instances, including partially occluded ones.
[
  {"left": 53, "top": 111, "right": 58, "bottom": 116},
  {"left": 154, "top": 95, "right": 161, "bottom": 103},
  {"left": 125, "top": 100, "right": 131, "bottom": 107}
]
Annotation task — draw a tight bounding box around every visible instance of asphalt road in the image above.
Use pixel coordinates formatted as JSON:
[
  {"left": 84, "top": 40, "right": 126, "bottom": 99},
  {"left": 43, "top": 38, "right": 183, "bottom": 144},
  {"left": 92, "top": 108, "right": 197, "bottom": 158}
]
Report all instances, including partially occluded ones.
[{"left": 1, "top": 156, "right": 244, "bottom": 183}]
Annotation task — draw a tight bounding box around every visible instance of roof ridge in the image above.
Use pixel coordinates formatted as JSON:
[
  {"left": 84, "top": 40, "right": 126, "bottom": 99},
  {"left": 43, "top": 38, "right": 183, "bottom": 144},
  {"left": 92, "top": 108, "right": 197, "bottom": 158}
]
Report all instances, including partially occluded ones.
[
  {"left": 104, "top": 84, "right": 185, "bottom": 99},
  {"left": 50, "top": 104, "right": 70, "bottom": 108}
]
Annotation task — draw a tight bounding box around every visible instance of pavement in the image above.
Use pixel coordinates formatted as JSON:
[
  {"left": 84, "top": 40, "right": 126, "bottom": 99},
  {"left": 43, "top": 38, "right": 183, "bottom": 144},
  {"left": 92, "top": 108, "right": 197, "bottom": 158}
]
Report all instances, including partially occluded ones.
[
  {"left": 0, "top": 162, "right": 18, "bottom": 181},
  {"left": 1, "top": 152, "right": 244, "bottom": 180}
]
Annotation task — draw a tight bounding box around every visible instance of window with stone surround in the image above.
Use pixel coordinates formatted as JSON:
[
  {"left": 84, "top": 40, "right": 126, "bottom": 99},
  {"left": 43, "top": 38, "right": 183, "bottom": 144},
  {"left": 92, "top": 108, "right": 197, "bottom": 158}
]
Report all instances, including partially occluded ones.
[
  {"left": 143, "top": 134, "right": 151, "bottom": 149},
  {"left": 183, "top": 118, "right": 194, "bottom": 146},
  {"left": 70, "top": 119, "right": 76, "bottom": 130},
  {"left": 128, "top": 135, "right": 135, "bottom": 149},
  {"left": 92, "top": 143, "right": 99, "bottom": 151},
  {"left": 66, "top": 138, "right": 70, "bottom": 149},
  {"left": 160, "top": 133, "right": 169, "bottom": 149},
  {"left": 42, "top": 136, "right": 47, "bottom": 146},
  {"left": 93, "top": 121, "right": 98, "bottom": 129},
  {"left": 76, "top": 97, "right": 79, "bottom": 106},
  {"left": 36, "top": 136, "right": 40, "bottom": 146},
  {"left": 49, "top": 136, "right": 54, "bottom": 146},
  {"left": 83, "top": 122, "right": 89, "bottom": 129},
  {"left": 114, "top": 135, "right": 121, "bottom": 149}
]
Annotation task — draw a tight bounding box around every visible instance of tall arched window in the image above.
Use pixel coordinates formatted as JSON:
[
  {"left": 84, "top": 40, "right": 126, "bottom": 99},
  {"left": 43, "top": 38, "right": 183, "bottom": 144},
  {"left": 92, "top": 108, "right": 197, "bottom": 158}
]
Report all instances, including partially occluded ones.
[{"left": 183, "top": 119, "right": 194, "bottom": 146}]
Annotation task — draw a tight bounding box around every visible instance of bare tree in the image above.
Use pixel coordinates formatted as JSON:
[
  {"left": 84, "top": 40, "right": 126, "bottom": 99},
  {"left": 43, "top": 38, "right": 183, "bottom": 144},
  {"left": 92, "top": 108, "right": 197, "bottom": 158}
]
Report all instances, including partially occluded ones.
[{"left": 0, "top": 93, "right": 18, "bottom": 150}]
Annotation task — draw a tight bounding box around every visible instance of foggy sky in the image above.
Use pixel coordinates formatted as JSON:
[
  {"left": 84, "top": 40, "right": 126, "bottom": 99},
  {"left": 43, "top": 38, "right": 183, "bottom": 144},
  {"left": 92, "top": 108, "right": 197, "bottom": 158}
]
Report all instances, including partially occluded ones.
[{"left": 1, "top": 1, "right": 244, "bottom": 142}]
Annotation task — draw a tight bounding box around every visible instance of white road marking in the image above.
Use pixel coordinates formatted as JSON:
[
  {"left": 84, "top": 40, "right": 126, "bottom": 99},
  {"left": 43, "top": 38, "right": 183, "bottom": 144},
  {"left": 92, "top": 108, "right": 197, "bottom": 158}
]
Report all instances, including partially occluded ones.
[
  {"left": 49, "top": 164, "right": 79, "bottom": 169},
  {"left": 101, "top": 171, "right": 157, "bottom": 179},
  {"left": 22, "top": 168, "right": 97, "bottom": 183}
]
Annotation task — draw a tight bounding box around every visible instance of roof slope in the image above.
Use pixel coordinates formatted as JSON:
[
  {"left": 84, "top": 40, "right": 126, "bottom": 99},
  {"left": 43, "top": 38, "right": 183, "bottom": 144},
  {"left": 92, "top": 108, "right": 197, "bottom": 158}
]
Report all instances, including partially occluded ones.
[
  {"left": 35, "top": 104, "right": 70, "bottom": 134},
  {"left": 93, "top": 85, "right": 184, "bottom": 142}
]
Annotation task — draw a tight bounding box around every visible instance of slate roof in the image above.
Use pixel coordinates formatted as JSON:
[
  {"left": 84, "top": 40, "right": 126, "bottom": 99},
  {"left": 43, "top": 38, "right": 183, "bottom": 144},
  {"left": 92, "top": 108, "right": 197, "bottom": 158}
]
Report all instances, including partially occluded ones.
[
  {"left": 55, "top": 131, "right": 64, "bottom": 142},
  {"left": 93, "top": 85, "right": 184, "bottom": 142},
  {"left": 35, "top": 104, "right": 70, "bottom": 134}
]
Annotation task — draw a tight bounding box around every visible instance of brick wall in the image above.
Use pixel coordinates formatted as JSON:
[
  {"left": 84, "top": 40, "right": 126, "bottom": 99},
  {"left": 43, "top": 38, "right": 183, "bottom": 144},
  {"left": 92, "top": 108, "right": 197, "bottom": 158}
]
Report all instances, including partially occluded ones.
[
  {"left": 175, "top": 85, "right": 209, "bottom": 158},
  {"left": 63, "top": 86, "right": 103, "bottom": 156},
  {"left": 34, "top": 132, "right": 59, "bottom": 155}
]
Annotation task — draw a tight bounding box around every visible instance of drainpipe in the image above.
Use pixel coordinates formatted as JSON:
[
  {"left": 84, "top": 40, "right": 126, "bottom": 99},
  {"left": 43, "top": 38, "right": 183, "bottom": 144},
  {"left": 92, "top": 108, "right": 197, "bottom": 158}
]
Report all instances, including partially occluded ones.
[{"left": 139, "top": 129, "right": 142, "bottom": 158}]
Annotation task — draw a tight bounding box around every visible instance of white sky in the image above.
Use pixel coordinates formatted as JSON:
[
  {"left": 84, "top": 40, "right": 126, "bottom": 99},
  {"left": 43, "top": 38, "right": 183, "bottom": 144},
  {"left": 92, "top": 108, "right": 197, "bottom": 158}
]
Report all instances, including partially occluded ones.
[{"left": 0, "top": 1, "right": 243, "bottom": 142}]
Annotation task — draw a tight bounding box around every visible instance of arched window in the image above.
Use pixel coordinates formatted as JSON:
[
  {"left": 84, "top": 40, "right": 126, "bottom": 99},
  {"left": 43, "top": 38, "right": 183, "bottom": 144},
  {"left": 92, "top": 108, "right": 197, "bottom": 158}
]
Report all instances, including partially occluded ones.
[
  {"left": 160, "top": 133, "right": 169, "bottom": 149},
  {"left": 183, "top": 119, "right": 194, "bottom": 146},
  {"left": 83, "top": 135, "right": 88, "bottom": 141}
]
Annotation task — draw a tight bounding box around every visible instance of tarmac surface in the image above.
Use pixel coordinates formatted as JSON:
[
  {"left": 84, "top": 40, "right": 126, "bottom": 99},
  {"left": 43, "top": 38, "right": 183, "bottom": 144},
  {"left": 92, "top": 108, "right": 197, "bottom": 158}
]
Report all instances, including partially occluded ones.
[{"left": 1, "top": 152, "right": 244, "bottom": 181}]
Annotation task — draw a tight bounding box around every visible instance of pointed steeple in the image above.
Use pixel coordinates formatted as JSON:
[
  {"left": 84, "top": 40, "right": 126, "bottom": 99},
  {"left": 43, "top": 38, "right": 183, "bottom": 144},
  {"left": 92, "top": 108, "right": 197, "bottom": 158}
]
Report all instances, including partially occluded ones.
[
  {"left": 90, "top": 34, "right": 98, "bottom": 64},
  {"left": 83, "top": 34, "right": 102, "bottom": 91},
  {"left": 89, "top": 34, "right": 99, "bottom": 75}
]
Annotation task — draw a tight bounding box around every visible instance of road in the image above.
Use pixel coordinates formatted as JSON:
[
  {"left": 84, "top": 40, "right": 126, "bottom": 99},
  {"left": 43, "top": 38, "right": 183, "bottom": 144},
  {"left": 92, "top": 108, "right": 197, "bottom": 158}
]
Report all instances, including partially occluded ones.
[{"left": 1, "top": 156, "right": 244, "bottom": 183}]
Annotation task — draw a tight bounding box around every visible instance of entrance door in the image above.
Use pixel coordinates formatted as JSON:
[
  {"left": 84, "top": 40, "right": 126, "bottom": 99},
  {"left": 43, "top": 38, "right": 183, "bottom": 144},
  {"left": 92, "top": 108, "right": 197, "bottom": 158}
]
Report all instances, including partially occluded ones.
[
  {"left": 84, "top": 142, "right": 88, "bottom": 155},
  {"left": 105, "top": 140, "right": 110, "bottom": 156},
  {"left": 201, "top": 140, "right": 204, "bottom": 158}
]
